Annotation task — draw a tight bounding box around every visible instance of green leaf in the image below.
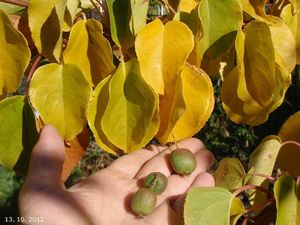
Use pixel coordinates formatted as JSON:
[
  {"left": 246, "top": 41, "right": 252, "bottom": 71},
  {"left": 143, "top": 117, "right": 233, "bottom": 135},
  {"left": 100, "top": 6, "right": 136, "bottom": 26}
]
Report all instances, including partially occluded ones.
[
  {"left": 274, "top": 175, "right": 300, "bottom": 225},
  {"left": 184, "top": 187, "right": 243, "bottom": 225},
  {"left": 0, "top": 2, "right": 27, "bottom": 14},
  {"left": 214, "top": 158, "right": 246, "bottom": 191},
  {"left": 198, "top": 0, "right": 243, "bottom": 57},
  {"left": 28, "top": 0, "right": 67, "bottom": 62},
  {"left": 0, "top": 96, "right": 38, "bottom": 171},
  {"left": 0, "top": 9, "right": 30, "bottom": 96},
  {"left": 64, "top": 19, "right": 115, "bottom": 86},
  {"left": 29, "top": 63, "right": 92, "bottom": 140},
  {"left": 107, "top": 0, "right": 134, "bottom": 51},
  {"left": 101, "top": 59, "right": 159, "bottom": 153}
]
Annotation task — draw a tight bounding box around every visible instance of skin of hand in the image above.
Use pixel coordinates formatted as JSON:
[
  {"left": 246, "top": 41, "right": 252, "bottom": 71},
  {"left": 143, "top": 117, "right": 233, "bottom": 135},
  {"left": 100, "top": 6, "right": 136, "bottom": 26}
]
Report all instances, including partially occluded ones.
[{"left": 19, "top": 125, "right": 215, "bottom": 225}]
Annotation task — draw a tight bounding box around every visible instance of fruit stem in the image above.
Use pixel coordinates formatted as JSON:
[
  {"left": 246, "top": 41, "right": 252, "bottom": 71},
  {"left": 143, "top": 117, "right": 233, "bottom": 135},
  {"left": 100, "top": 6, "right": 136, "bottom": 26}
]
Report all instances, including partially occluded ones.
[
  {"left": 0, "top": 0, "right": 29, "bottom": 7},
  {"left": 232, "top": 184, "right": 273, "bottom": 198}
]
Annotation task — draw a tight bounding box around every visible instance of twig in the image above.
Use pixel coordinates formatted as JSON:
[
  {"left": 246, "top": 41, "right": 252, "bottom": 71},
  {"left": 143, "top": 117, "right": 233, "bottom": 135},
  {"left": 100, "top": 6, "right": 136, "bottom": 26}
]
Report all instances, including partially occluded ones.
[
  {"left": 160, "top": 0, "right": 176, "bottom": 15},
  {"left": 88, "top": 0, "right": 102, "bottom": 15},
  {"left": 233, "top": 184, "right": 274, "bottom": 197},
  {"left": 244, "top": 173, "right": 276, "bottom": 182},
  {"left": 0, "top": 0, "right": 29, "bottom": 7},
  {"left": 25, "top": 55, "right": 42, "bottom": 96}
]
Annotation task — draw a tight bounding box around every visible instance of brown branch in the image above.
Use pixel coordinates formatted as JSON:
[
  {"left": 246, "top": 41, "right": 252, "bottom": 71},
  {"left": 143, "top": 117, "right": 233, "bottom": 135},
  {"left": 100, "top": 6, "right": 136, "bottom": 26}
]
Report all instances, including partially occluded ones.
[
  {"left": 233, "top": 184, "right": 274, "bottom": 197},
  {"left": 244, "top": 173, "right": 276, "bottom": 182},
  {"left": 0, "top": 0, "right": 29, "bottom": 7},
  {"left": 25, "top": 55, "right": 42, "bottom": 96}
]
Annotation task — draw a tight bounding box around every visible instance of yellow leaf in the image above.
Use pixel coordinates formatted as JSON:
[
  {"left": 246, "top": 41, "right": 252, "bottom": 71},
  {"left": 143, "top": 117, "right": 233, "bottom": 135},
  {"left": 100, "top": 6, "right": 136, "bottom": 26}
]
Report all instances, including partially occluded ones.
[
  {"left": 64, "top": 19, "right": 115, "bottom": 86},
  {"left": 268, "top": 16, "right": 297, "bottom": 73},
  {"left": 87, "top": 76, "right": 119, "bottom": 155},
  {"left": 135, "top": 19, "right": 194, "bottom": 95},
  {"left": 0, "top": 9, "right": 30, "bottom": 95},
  {"left": 29, "top": 63, "right": 92, "bottom": 140},
  {"left": 28, "top": 0, "right": 67, "bottom": 62},
  {"left": 157, "top": 64, "right": 214, "bottom": 143},
  {"left": 178, "top": 0, "right": 198, "bottom": 13},
  {"left": 277, "top": 111, "right": 300, "bottom": 177},
  {"left": 240, "top": 21, "right": 275, "bottom": 108},
  {"left": 221, "top": 20, "right": 291, "bottom": 126},
  {"left": 101, "top": 60, "right": 159, "bottom": 153},
  {"left": 281, "top": 4, "right": 300, "bottom": 64}
]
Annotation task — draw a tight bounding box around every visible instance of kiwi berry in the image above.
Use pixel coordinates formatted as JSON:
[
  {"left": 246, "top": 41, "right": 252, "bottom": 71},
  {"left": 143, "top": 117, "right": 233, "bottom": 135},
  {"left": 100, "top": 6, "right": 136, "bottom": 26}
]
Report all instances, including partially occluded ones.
[
  {"left": 170, "top": 148, "right": 196, "bottom": 175},
  {"left": 130, "top": 188, "right": 157, "bottom": 216},
  {"left": 144, "top": 172, "right": 168, "bottom": 194}
]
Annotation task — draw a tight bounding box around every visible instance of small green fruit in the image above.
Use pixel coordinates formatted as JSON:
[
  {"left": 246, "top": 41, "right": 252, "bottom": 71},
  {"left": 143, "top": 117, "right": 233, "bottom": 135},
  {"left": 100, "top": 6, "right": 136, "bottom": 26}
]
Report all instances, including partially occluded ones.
[
  {"left": 131, "top": 188, "right": 157, "bottom": 216},
  {"left": 144, "top": 172, "right": 168, "bottom": 194},
  {"left": 170, "top": 148, "right": 196, "bottom": 175}
]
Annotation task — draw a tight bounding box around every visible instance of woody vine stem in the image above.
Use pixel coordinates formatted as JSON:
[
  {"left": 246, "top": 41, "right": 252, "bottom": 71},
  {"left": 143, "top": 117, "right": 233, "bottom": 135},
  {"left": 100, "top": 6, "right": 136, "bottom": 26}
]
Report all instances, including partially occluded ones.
[{"left": 0, "top": 0, "right": 29, "bottom": 7}]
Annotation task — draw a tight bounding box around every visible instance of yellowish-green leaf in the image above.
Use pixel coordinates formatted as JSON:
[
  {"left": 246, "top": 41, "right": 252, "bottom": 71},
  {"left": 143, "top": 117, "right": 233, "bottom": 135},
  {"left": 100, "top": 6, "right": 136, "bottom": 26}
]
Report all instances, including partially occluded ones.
[
  {"left": 0, "top": 9, "right": 30, "bottom": 96},
  {"left": 28, "top": 0, "right": 67, "bottom": 62},
  {"left": 247, "top": 135, "right": 281, "bottom": 206},
  {"left": 0, "top": 96, "right": 38, "bottom": 170},
  {"left": 135, "top": 19, "right": 194, "bottom": 95},
  {"left": 230, "top": 197, "right": 245, "bottom": 225},
  {"left": 0, "top": 2, "right": 28, "bottom": 14},
  {"left": 29, "top": 63, "right": 92, "bottom": 140},
  {"left": 184, "top": 187, "right": 243, "bottom": 225},
  {"left": 214, "top": 158, "right": 246, "bottom": 191},
  {"left": 281, "top": 3, "right": 300, "bottom": 64},
  {"left": 101, "top": 60, "right": 159, "bottom": 153},
  {"left": 157, "top": 64, "right": 214, "bottom": 144},
  {"left": 274, "top": 175, "right": 300, "bottom": 225},
  {"left": 79, "top": 0, "right": 93, "bottom": 8},
  {"left": 64, "top": 19, "right": 115, "bottom": 86},
  {"left": 87, "top": 76, "right": 119, "bottom": 155},
  {"left": 247, "top": 135, "right": 281, "bottom": 186},
  {"left": 130, "top": 0, "right": 149, "bottom": 35},
  {"left": 107, "top": 0, "right": 134, "bottom": 51},
  {"left": 63, "top": 0, "right": 79, "bottom": 31},
  {"left": 198, "top": 0, "right": 243, "bottom": 57},
  {"left": 277, "top": 111, "right": 300, "bottom": 177}
]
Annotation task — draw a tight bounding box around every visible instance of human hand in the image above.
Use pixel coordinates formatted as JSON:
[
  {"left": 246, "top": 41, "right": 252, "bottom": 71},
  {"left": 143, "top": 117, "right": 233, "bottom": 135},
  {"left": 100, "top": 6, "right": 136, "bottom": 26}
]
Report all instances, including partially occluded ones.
[{"left": 19, "top": 125, "right": 215, "bottom": 225}]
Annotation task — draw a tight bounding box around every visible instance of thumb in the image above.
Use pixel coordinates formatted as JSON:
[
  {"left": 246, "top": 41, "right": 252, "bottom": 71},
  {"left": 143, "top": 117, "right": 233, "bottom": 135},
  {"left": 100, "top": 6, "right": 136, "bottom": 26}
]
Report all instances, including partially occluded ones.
[{"left": 26, "top": 125, "right": 65, "bottom": 186}]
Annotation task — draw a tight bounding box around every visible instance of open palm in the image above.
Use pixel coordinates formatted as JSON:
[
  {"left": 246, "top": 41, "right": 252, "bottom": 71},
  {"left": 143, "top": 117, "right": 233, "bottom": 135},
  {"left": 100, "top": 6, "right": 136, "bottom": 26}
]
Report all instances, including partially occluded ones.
[{"left": 19, "top": 125, "right": 214, "bottom": 225}]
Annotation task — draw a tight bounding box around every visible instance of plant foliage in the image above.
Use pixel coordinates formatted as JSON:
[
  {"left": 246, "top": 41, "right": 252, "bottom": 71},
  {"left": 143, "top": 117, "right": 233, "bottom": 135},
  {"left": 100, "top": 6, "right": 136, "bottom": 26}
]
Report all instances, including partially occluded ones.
[{"left": 0, "top": 0, "right": 300, "bottom": 224}]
